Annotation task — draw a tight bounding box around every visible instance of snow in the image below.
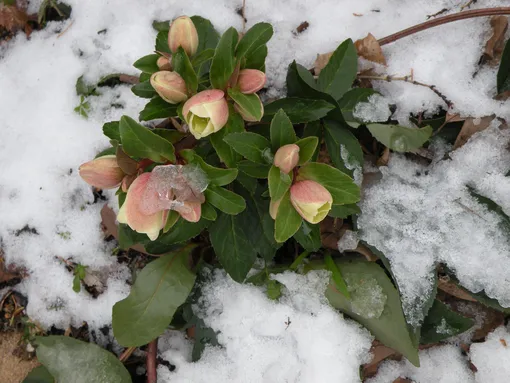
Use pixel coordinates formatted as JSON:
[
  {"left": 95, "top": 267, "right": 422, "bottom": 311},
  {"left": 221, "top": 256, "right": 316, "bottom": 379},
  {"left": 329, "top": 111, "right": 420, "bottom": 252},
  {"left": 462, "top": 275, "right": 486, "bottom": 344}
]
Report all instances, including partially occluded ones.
[
  {"left": 353, "top": 94, "right": 392, "bottom": 123},
  {"left": 470, "top": 326, "right": 510, "bottom": 383},
  {"left": 157, "top": 270, "right": 373, "bottom": 382}
]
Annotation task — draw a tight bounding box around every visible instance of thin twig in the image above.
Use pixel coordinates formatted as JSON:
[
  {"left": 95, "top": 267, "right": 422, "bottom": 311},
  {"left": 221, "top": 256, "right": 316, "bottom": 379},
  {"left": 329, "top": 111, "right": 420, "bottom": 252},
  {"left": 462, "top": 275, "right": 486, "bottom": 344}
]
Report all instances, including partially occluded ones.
[
  {"left": 460, "top": 0, "right": 477, "bottom": 11},
  {"left": 358, "top": 74, "right": 454, "bottom": 108},
  {"left": 119, "top": 346, "right": 136, "bottom": 362},
  {"left": 56, "top": 20, "right": 74, "bottom": 38},
  {"left": 146, "top": 339, "right": 158, "bottom": 383},
  {"left": 241, "top": 0, "right": 247, "bottom": 32},
  {"left": 378, "top": 8, "right": 510, "bottom": 46}
]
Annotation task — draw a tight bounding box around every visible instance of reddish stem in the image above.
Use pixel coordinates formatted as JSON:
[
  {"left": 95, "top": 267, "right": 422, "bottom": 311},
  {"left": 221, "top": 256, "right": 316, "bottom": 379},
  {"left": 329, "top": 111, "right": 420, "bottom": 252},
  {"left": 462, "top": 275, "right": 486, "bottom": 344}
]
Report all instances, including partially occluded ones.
[{"left": 146, "top": 339, "right": 158, "bottom": 383}]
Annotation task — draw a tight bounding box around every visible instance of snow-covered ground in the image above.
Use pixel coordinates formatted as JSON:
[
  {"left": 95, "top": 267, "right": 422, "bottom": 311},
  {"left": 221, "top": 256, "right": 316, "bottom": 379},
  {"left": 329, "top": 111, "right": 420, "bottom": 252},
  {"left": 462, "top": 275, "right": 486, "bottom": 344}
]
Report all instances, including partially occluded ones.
[{"left": 1, "top": 0, "right": 510, "bottom": 381}]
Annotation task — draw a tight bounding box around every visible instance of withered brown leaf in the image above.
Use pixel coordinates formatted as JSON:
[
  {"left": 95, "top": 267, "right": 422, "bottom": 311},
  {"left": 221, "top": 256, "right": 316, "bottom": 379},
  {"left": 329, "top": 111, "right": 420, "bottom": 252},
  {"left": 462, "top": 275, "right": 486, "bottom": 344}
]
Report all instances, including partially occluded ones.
[
  {"left": 354, "top": 33, "right": 387, "bottom": 66},
  {"left": 484, "top": 16, "right": 508, "bottom": 62},
  {"left": 453, "top": 116, "right": 495, "bottom": 149}
]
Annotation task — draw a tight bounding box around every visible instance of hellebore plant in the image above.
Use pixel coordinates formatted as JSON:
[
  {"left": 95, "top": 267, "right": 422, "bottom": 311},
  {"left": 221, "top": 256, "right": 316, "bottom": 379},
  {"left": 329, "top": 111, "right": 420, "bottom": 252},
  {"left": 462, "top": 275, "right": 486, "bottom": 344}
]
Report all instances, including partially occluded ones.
[{"left": 74, "top": 13, "right": 431, "bottom": 371}]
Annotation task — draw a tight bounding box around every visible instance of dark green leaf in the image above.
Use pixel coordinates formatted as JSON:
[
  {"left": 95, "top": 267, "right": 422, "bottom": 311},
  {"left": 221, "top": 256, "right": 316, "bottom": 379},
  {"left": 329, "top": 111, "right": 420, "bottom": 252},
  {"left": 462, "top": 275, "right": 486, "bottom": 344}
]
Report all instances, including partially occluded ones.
[
  {"left": 317, "top": 39, "right": 357, "bottom": 100},
  {"left": 139, "top": 96, "right": 178, "bottom": 121},
  {"left": 268, "top": 165, "right": 292, "bottom": 201},
  {"left": 180, "top": 149, "right": 238, "bottom": 186},
  {"left": 235, "top": 171, "right": 259, "bottom": 192},
  {"left": 286, "top": 61, "right": 318, "bottom": 98},
  {"left": 236, "top": 22, "right": 273, "bottom": 59},
  {"left": 133, "top": 54, "right": 160, "bottom": 74},
  {"left": 119, "top": 115, "right": 175, "bottom": 162},
  {"left": 210, "top": 109, "right": 244, "bottom": 167},
  {"left": 113, "top": 246, "right": 196, "bottom": 346},
  {"left": 23, "top": 365, "right": 54, "bottom": 383},
  {"left": 274, "top": 191, "right": 302, "bottom": 243},
  {"left": 191, "top": 16, "right": 220, "bottom": 53},
  {"left": 293, "top": 222, "right": 321, "bottom": 251},
  {"left": 298, "top": 162, "right": 360, "bottom": 205},
  {"left": 155, "top": 30, "right": 170, "bottom": 53},
  {"left": 324, "top": 254, "right": 350, "bottom": 298},
  {"left": 201, "top": 202, "right": 217, "bottom": 221},
  {"left": 420, "top": 300, "right": 474, "bottom": 344},
  {"left": 173, "top": 47, "right": 198, "bottom": 93},
  {"left": 329, "top": 203, "right": 360, "bottom": 218},
  {"left": 497, "top": 39, "right": 510, "bottom": 93},
  {"left": 324, "top": 119, "right": 363, "bottom": 175},
  {"left": 338, "top": 88, "right": 378, "bottom": 128},
  {"left": 145, "top": 219, "right": 209, "bottom": 254},
  {"left": 223, "top": 132, "right": 272, "bottom": 164},
  {"left": 131, "top": 81, "right": 157, "bottom": 98},
  {"left": 210, "top": 27, "right": 237, "bottom": 89},
  {"left": 237, "top": 160, "right": 270, "bottom": 178},
  {"left": 152, "top": 129, "right": 185, "bottom": 143},
  {"left": 75, "top": 75, "right": 96, "bottom": 96},
  {"left": 367, "top": 123, "right": 433, "bottom": 152},
  {"left": 72, "top": 274, "right": 81, "bottom": 293},
  {"left": 263, "top": 98, "right": 335, "bottom": 123},
  {"left": 243, "top": 44, "right": 267, "bottom": 71},
  {"left": 270, "top": 109, "right": 297, "bottom": 151},
  {"left": 295, "top": 136, "right": 319, "bottom": 165},
  {"left": 209, "top": 213, "right": 258, "bottom": 282},
  {"left": 191, "top": 48, "right": 215, "bottom": 68},
  {"left": 35, "top": 336, "right": 131, "bottom": 382},
  {"left": 118, "top": 224, "right": 150, "bottom": 249},
  {"left": 204, "top": 184, "right": 246, "bottom": 215},
  {"left": 102, "top": 121, "right": 120, "bottom": 142},
  {"left": 228, "top": 88, "right": 264, "bottom": 122},
  {"left": 267, "top": 279, "right": 283, "bottom": 300},
  {"left": 152, "top": 20, "right": 170, "bottom": 32}
]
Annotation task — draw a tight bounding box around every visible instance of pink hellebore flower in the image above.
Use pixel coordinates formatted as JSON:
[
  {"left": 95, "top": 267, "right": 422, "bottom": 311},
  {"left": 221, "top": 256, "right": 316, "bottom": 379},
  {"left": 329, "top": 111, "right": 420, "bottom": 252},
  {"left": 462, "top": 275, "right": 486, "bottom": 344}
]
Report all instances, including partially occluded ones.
[
  {"left": 290, "top": 180, "right": 333, "bottom": 224},
  {"left": 183, "top": 89, "right": 229, "bottom": 139},
  {"left": 175, "top": 201, "right": 202, "bottom": 223},
  {"left": 273, "top": 144, "right": 300, "bottom": 174},
  {"left": 237, "top": 69, "right": 266, "bottom": 94},
  {"left": 79, "top": 155, "right": 125, "bottom": 190},
  {"left": 150, "top": 71, "right": 188, "bottom": 104},
  {"left": 168, "top": 16, "right": 199, "bottom": 57}
]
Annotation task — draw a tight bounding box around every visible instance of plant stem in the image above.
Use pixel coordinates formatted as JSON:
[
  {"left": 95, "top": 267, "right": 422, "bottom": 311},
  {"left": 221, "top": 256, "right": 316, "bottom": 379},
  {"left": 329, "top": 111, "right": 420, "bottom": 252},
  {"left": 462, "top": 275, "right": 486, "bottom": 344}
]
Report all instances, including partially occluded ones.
[
  {"left": 378, "top": 7, "right": 510, "bottom": 46},
  {"left": 146, "top": 339, "right": 158, "bottom": 383},
  {"left": 119, "top": 346, "right": 136, "bottom": 362}
]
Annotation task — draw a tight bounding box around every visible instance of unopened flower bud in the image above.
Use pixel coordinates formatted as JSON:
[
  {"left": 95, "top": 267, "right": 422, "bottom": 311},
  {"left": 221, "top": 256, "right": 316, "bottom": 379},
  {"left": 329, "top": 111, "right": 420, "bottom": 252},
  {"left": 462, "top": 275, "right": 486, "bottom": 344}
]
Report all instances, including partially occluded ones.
[
  {"left": 234, "top": 93, "right": 264, "bottom": 122},
  {"left": 168, "top": 16, "right": 199, "bottom": 57},
  {"left": 273, "top": 144, "right": 300, "bottom": 174},
  {"left": 269, "top": 198, "right": 281, "bottom": 220},
  {"left": 157, "top": 56, "right": 172, "bottom": 71},
  {"left": 237, "top": 69, "right": 266, "bottom": 94},
  {"left": 290, "top": 180, "right": 333, "bottom": 224},
  {"left": 79, "top": 155, "right": 124, "bottom": 190},
  {"left": 183, "top": 89, "right": 229, "bottom": 139},
  {"left": 150, "top": 71, "right": 188, "bottom": 104}
]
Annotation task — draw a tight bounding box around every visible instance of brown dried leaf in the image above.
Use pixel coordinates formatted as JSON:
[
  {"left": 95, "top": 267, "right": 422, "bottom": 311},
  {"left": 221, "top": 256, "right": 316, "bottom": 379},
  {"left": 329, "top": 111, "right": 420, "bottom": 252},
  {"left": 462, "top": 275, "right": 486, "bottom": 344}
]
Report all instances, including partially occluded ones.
[
  {"left": 453, "top": 116, "right": 495, "bottom": 149},
  {"left": 0, "top": 4, "right": 27, "bottom": 32},
  {"left": 116, "top": 147, "right": 138, "bottom": 175},
  {"left": 438, "top": 275, "right": 477, "bottom": 302},
  {"left": 354, "top": 33, "right": 387, "bottom": 66},
  {"left": 362, "top": 340, "right": 399, "bottom": 378},
  {"left": 313, "top": 52, "right": 333, "bottom": 76},
  {"left": 376, "top": 147, "right": 390, "bottom": 167},
  {"left": 295, "top": 21, "right": 309, "bottom": 34},
  {"left": 484, "top": 16, "right": 508, "bottom": 61},
  {"left": 0, "top": 251, "right": 21, "bottom": 285},
  {"left": 319, "top": 217, "right": 345, "bottom": 250}
]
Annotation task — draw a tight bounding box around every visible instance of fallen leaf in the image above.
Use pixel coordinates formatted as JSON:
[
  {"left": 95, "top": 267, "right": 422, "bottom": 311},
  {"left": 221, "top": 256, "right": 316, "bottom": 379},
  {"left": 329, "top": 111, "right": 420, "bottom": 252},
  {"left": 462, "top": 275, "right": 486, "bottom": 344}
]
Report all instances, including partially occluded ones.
[
  {"left": 484, "top": 16, "right": 508, "bottom": 62},
  {"left": 313, "top": 52, "right": 333, "bottom": 76},
  {"left": 438, "top": 275, "right": 477, "bottom": 302},
  {"left": 0, "top": 3, "right": 27, "bottom": 31},
  {"left": 362, "top": 340, "right": 399, "bottom": 378},
  {"left": 319, "top": 216, "right": 346, "bottom": 250},
  {"left": 295, "top": 21, "right": 309, "bottom": 34},
  {"left": 376, "top": 147, "right": 390, "bottom": 166},
  {"left": 354, "top": 33, "right": 387, "bottom": 65},
  {"left": 453, "top": 116, "right": 495, "bottom": 149}
]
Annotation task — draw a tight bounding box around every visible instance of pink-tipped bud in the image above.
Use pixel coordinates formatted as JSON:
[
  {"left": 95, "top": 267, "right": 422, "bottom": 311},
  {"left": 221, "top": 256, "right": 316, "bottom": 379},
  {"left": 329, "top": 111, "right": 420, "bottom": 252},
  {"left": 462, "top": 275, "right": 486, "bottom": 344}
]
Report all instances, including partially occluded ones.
[
  {"left": 182, "top": 89, "right": 229, "bottom": 139},
  {"left": 79, "top": 155, "right": 125, "bottom": 190},
  {"left": 290, "top": 180, "right": 333, "bottom": 224},
  {"left": 234, "top": 93, "right": 264, "bottom": 122},
  {"left": 175, "top": 201, "right": 202, "bottom": 223},
  {"left": 168, "top": 16, "right": 199, "bottom": 57},
  {"left": 273, "top": 144, "right": 300, "bottom": 174},
  {"left": 269, "top": 198, "right": 281, "bottom": 220},
  {"left": 150, "top": 71, "right": 188, "bottom": 104},
  {"left": 237, "top": 69, "right": 266, "bottom": 94},
  {"left": 157, "top": 56, "right": 172, "bottom": 71}
]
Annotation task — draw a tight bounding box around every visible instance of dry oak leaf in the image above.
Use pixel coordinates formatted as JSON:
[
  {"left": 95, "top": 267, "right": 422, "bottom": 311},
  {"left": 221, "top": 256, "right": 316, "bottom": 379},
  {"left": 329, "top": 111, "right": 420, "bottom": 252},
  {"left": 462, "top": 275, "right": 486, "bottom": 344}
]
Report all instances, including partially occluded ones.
[
  {"left": 313, "top": 52, "right": 333, "bottom": 76},
  {"left": 354, "top": 33, "right": 387, "bottom": 66},
  {"left": 484, "top": 16, "right": 508, "bottom": 62},
  {"left": 453, "top": 115, "right": 495, "bottom": 149},
  {"left": 0, "top": 4, "right": 27, "bottom": 32},
  {"left": 362, "top": 340, "right": 399, "bottom": 378}
]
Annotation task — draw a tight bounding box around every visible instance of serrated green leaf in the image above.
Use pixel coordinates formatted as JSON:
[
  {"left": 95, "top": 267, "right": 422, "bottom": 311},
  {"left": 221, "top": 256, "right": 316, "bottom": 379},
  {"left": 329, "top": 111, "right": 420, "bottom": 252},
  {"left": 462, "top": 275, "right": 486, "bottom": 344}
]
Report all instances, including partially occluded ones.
[
  {"left": 119, "top": 115, "right": 175, "bottom": 162},
  {"left": 23, "top": 365, "right": 54, "bottom": 383},
  {"left": 180, "top": 149, "right": 238, "bottom": 186},
  {"left": 323, "top": 119, "right": 363, "bottom": 175},
  {"left": 210, "top": 109, "right": 244, "bottom": 167},
  {"left": 263, "top": 98, "right": 335, "bottom": 123},
  {"left": 35, "top": 336, "right": 131, "bottom": 383},
  {"left": 204, "top": 184, "right": 246, "bottom": 215},
  {"left": 293, "top": 221, "right": 321, "bottom": 251},
  {"left": 274, "top": 191, "right": 302, "bottom": 243},
  {"left": 497, "top": 39, "right": 510, "bottom": 93},
  {"left": 236, "top": 22, "right": 273, "bottom": 59},
  {"left": 145, "top": 219, "right": 210, "bottom": 254},
  {"left": 210, "top": 27, "right": 237, "bottom": 89},
  {"left": 131, "top": 81, "right": 157, "bottom": 98},
  {"left": 133, "top": 54, "right": 160, "bottom": 74},
  {"left": 420, "top": 300, "right": 474, "bottom": 344},
  {"left": 298, "top": 162, "right": 360, "bottom": 205},
  {"left": 223, "top": 132, "right": 272, "bottom": 164},
  {"left": 173, "top": 47, "right": 198, "bottom": 93},
  {"left": 113, "top": 246, "right": 196, "bottom": 346},
  {"left": 270, "top": 109, "right": 297, "bottom": 151},
  {"left": 337, "top": 88, "right": 378, "bottom": 128},
  {"left": 139, "top": 96, "right": 178, "bottom": 121},
  {"left": 227, "top": 88, "right": 264, "bottom": 122},
  {"left": 237, "top": 160, "right": 270, "bottom": 178},
  {"left": 209, "top": 213, "right": 258, "bottom": 282},
  {"left": 317, "top": 39, "right": 357, "bottom": 100},
  {"left": 367, "top": 123, "right": 433, "bottom": 152},
  {"left": 102, "top": 121, "right": 120, "bottom": 142},
  {"left": 295, "top": 136, "right": 319, "bottom": 165},
  {"left": 268, "top": 165, "right": 292, "bottom": 201}
]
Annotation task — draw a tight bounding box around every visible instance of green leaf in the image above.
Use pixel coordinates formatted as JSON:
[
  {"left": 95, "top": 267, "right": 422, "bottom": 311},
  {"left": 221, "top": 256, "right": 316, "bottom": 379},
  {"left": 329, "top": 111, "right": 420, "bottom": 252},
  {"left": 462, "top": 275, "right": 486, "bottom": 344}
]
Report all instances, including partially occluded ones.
[
  {"left": 286, "top": 61, "right": 319, "bottom": 98},
  {"left": 317, "top": 39, "right": 358, "bottom": 100},
  {"left": 367, "top": 123, "right": 433, "bottom": 152},
  {"left": 270, "top": 109, "right": 297, "bottom": 151},
  {"left": 243, "top": 44, "right": 267, "bottom": 70},
  {"left": 153, "top": 129, "right": 185, "bottom": 143},
  {"left": 145, "top": 219, "right": 210, "bottom": 254},
  {"left": 468, "top": 186, "right": 510, "bottom": 234},
  {"left": 191, "top": 16, "right": 220, "bottom": 53},
  {"left": 173, "top": 47, "right": 198, "bottom": 93},
  {"left": 210, "top": 27, "right": 237, "bottom": 89},
  {"left": 338, "top": 88, "right": 378, "bottom": 128},
  {"left": 163, "top": 210, "right": 180, "bottom": 233},
  {"left": 268, "top": 165, "right": 292, "bottom": 201},
  {"left": 155, "top": 30, "right": 170, "bottom": 54},
  {"left": 72, "top": 274, "right": 81, "bottom": 293},
  {"left": 263, "top": 98, "right": 335, "bottom": 123},
  {"left": 204, "top": 184, "right": 246, "bottom": 215},
  {"left": 420, "top": 300, "right": 474, "bottom": 344},
  {"left": 295, "top": 136, "right": 319, "bottom": 165},
  {"left": 293, "top": 222, "right": 321, "bottom": 251},
  {"left": 191, "top": 48, "right": 215, "bottom": 67},
  {"left": 152, "top": 20, "right": 170, "bottom": 32},
  {"left": 102, "top": 121, "right": 120, "bottom": 142},
  {"left": 23, "top": 365, "right": 54, "bottom": 383},
  {"left": 209, "top": 213, "right": 258, "bottom": 282},
  {"left": 236, "top": 22, "right": 273, "bottom": 59},
  {"left": 180, "top": 149, "right": 238, "bottom": 186},
  {"left": 133, "top": 54, "right": 160, "bottom": 74},
  {"left": 201, "top": 202, "right": 217, "bottom": 221},
  {"left": 237, "top": 160, "right": 270, "bottom": 178},
  {"left": 113, "top": 246, "right": 196, "bottom": 346},
  {"left": 227, "top": 88, "right": 264, "bottom": 122},
  {"left": 324, "top": 119, "right": 363, "bottom": 175},
  {"left": 324, "top": 254, "right": 350, "bottom": 298},
  {"left": 139, "top": 96, "right": 178, "bottom": 121},
  {"left": 497, "top": 39, "right": 510, "bottom": 93},
  {"left": 35, "top": 336, "right": 131, "bottom": 382},
  {"left": 298, "top": 162, "right": 360, "bottom": 205},
  {"left": 274, "top": 191, "right": 302, "bottom": 243},
  {"left": 119, "top": 115, "right": 176, "bottom": 162},
  {"left": 131, "top": 81, "right": 157, "bottom": 98},
  {"left": 75, "top": 75, "right": 96, "bottom": 96},
  {"left": 223, "top": 132, "right": 272, "bottom": 164},
  {"left": 210, "top": 109, "right": 244, "bottom": 167},
  {"left": 329, "top": 203, "right": 360, "bottom": 218},
  {"left": 118, "top": 223, "right": 150, "bottom": 249},
  {"left": 323, "top": 260, "right": 420, "bottom": 367},
  {"left": 236, "top": 171, "right": 259, "bottom": 192}
]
